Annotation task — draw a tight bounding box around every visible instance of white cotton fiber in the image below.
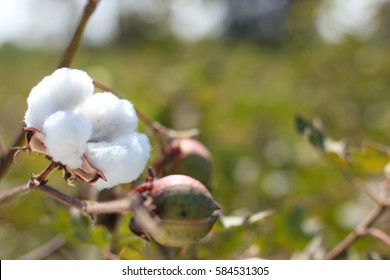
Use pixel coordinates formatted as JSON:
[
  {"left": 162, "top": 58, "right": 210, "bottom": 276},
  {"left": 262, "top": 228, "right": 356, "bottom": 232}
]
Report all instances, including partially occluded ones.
[
  {"left": 25, "top": 68, "right": 94, "bottom": 130},
  {"left": 43, "top": 111, "right": 92, "bottom": 169},
  {"left": 86, "top": 132, "right": 151, "bottom": 189},
  {"left": 75, "top": 92, "right": 138, "bottom": 142}
]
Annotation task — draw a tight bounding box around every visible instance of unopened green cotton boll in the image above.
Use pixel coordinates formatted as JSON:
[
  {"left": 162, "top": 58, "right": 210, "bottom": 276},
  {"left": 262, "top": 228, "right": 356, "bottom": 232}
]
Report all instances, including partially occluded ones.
[{"left": 131, "top": 175, "right": 220, "bottom": 247}]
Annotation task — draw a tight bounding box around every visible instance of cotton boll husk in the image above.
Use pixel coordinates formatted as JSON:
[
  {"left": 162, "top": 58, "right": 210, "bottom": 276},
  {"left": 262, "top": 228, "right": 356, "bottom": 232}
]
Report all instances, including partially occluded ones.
[
  {"left": 86, "top": 132, "right": 151, "bottom": 190},
  {"left": 76, "top": 92, "right": 138, "bottom": 142},
  {"left": 43, "top": 110, "right": 92, "bottom": 169},
  {"left": 25, "top": 68, "right": 94, "bottom": 130}
]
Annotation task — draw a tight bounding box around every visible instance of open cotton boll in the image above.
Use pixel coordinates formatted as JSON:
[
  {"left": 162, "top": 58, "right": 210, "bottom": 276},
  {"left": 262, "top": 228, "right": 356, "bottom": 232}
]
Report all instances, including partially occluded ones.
[
  {"left": 76, "top": 92, "right": 138, "bottom": 142},
  {"left": 25, "top": 68, "right": 94, "bottom": 130},
  {"left": 86, "top": 132, "right": 151, "bottom": 190},
  {"left": 43, "top": 110, "right": 92, "bottom": 169}
]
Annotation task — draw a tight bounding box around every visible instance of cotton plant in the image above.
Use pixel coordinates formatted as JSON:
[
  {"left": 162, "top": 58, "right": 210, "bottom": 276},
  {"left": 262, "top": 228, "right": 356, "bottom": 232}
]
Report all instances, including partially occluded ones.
[
  {"left": 24, "top": 68, "right": 151, "bottom": 190},
  {"left": 22, "top": 68, "right": 221, "bottom": 249}
]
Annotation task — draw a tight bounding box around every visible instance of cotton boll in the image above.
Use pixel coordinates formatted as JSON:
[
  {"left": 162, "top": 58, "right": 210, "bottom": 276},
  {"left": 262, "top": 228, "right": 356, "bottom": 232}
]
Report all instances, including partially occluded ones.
[
  {"left": 76, "top": 92, "right": 138, "bottom": 142},
  {"left": 25, "top": 68, "right": 94, "bottom": 130},
  {"left": 86, "top": 132, "right": 151, "bottom": 190},
  {"left": 43, "top": 111, "right": 92, "bottom": 169}
]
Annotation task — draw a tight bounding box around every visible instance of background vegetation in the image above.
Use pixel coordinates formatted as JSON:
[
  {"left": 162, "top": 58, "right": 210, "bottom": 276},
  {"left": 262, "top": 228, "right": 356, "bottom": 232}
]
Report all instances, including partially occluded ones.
[{"left": 1, "top": 0, "right": 390, "bottom": 259}]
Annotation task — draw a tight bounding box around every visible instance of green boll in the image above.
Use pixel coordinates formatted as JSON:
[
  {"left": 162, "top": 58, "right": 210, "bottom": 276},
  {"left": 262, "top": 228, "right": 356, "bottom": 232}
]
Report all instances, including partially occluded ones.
[
  {"left": 129, "top": 174, "right": 221, "bottom": 247},
  {"left": 151, "top": 174, "right": 219, "bottom": 221},
  {"left": 163, "top": 139, "right": 213, "bottom": 188}
]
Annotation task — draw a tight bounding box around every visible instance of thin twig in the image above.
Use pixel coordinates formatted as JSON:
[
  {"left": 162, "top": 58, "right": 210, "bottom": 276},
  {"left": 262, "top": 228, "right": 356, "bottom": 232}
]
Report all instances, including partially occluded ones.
[
  {"left": 34, "top": 183, "right": 85, "bottom": 210},
  {"left": 0, "top": 183, "right": 30, "bottom": 204},
  {"left": 18, "top": 235, "right": 66, "bottom": 260},
  {"left": 342, "top": 172, "right": 381, "bottom": 204},
  {"left": 1, "top": 179, "right": 160, "bottom": 248},
  {"left": 36, "top": 182, "right": 161, "bottom": 236},
  {"left": 324, "top": 204, "right": 387, "bottom": 259},
  {"left": 0, "top": 0, "right": 100, "bottom": 181},
  {"left": 135, "top": 107, "right": 199, "bottom": 139},
  {"left": 366, "top": 228, "right": 390, "bottom": 248},
  {"left": 0, "top": 135, "right": 6, "bottom": 155},
  {"left": 30, "top": 162, "right": 60, "bottom": 186},
  {"left": 0, "top": 127, "right": 25, "bottom": 181},
  {"left": 28, "top": 178, "right": 145, "bottom": 218},
  {"left": 93, "top": 80, "right": 198, "bottom": 139},
  {"left": 57, "top": 0, "right": 99, "bottom": 68},
  {"left": 83, "top": 196, "right": 136, "bottom": 214}
]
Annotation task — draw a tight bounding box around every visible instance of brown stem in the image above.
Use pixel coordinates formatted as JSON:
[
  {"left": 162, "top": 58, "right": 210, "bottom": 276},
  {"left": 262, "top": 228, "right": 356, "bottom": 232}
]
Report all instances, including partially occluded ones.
[
  {"left": 0, "top": 162, "right": 61, "bottom": 205},
  {"left": 0, "top": 127, "right": 25, "bottom": 180},
  {"left": 366, "top": 228, "right": 390, "bottom": 248},
  {"left": 38, "top": 183, "right": 160, "bottom": 235},
  {"left": 30, "top": 162, "right": 60, "bottom": 187},
  {"left": 57, "top": 0, "right": 99, "bottom": 68},
  {"left": 0, "top": 183, "right": 30, "bottom": 204},
  {"left": 30, "top": 179, "right": 143, "bottom": 217},
  {"left": 2, "top": 180, "right": 160, "bottom": 242},
  {"left": 34, "top": 183, "right": 85, "bottom": 210},
  {"left": 136, "top": 108, "right": 199, "bottom": 139},
  {"left": 0, "top": 1, "right": 100, "bottom": 181},
  {"left": 324, "top": 204, "right": 386, "bottom": 259},
  {"left": 0, "top": 135, "right": 5, "bottom": 155},
  {"left": 83, "top": 196, "right": 137, "bottom": 214},
  {"left": 343, "top": 172, "right": 380, "bottom": 204},
  {"left": 18, "top": 235, "right": 66, "bottom": 260}
]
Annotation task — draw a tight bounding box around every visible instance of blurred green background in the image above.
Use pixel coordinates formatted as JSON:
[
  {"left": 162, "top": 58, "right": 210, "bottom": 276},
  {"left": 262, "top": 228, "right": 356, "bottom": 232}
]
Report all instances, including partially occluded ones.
[{"left": 1, "top": 0, "right": 390, "bottom": 259}]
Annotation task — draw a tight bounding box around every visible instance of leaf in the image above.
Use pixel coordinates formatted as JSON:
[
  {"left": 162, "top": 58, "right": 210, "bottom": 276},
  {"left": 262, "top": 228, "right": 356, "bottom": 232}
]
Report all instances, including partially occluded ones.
[
  {"left": 295, "top": 115, "right": 348, "bottom": 167},
  {"left": 89, "top": 226, "right": 110, "bottom": 249},
  {"left": 118, "top": 246, "right": 145, "bottom": 260},
  {"left": 348, "top": 142, "right": 390, "bottom": 175},
  {"left": 49, "top": 208, "right": 110, "bottom": 249},
  {"left": 296, "top": 115, "right": 390, "bottom": 175},
  {"left": 218, "top": 210, "right": 273, "bottom": 229},
  {"left": 295, "top": 115, "right": 325, "bottom": 151}
]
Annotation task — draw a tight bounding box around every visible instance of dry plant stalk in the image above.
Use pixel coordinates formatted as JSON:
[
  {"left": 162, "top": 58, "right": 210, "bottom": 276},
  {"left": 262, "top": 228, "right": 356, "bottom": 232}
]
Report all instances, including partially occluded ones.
[{"left": 325, "top": 180, "right": 390, "bottom": 259}]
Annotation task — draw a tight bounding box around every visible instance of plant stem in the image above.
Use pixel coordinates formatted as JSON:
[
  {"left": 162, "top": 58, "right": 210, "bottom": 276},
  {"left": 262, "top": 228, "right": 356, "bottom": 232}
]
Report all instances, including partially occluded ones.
[
  {"left": 343, "top": 172, "right": 381, "bottom": 204},
  {"left": 18, "top": 235, "right": 66, "bottom": 260},
  {"left": 0, "top": 135, "right": 5, "bottom": 155},
  {"left": 324, "top": 204, "right": 387, "bottom": 259},
  {"left": 0, "top": 183, "right": 30, "bottom": 204},
  {"left": 135, "top": 107, "right": 199, "bottom": 139},
  {"left": 0, "top": 127, "right": 25, "bottom": 180},
  {"left": 30, "top": 162, "right": 60, "bottom": 186},
  {"left": 366, "top": 228, "right": 390, "bottom": 248},
  {"left": 83, "top": 196, "right": 136, "bottom": 214},
  {"left": 57, "top": 0, "right": 99, "bottom": 68},
  {"left": 34, "top": 183, "right": 85, "bottom": 209}
]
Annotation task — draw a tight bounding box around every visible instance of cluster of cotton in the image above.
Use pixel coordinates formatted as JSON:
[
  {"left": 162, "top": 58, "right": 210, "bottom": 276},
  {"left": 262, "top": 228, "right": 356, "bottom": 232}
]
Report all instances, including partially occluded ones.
[{"left": 24, "top": 68, "right": 151, "bottom": 190}]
